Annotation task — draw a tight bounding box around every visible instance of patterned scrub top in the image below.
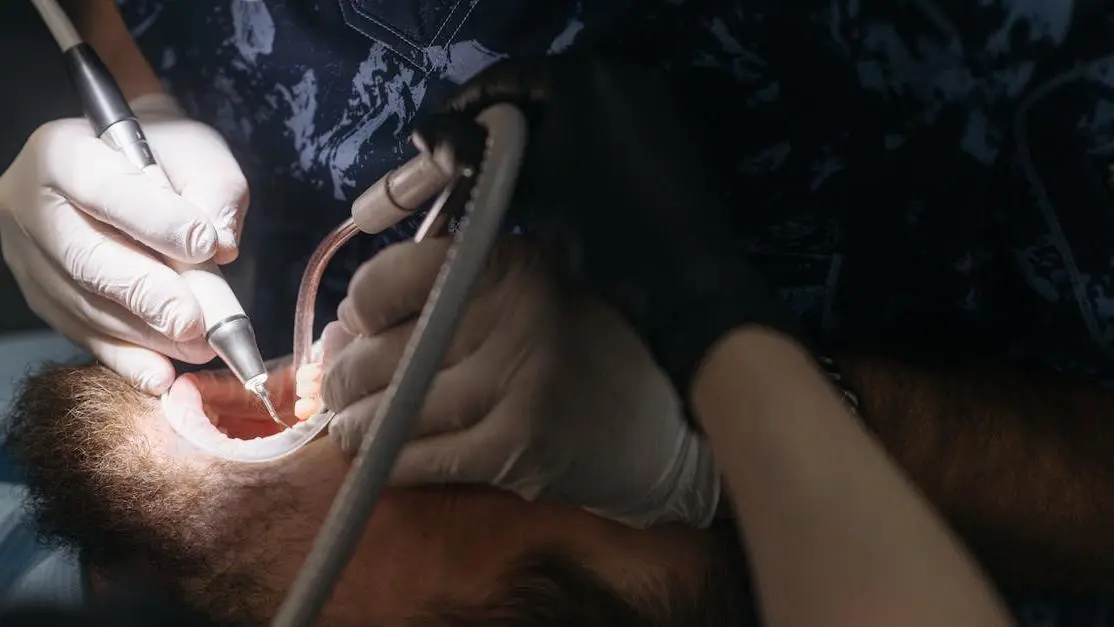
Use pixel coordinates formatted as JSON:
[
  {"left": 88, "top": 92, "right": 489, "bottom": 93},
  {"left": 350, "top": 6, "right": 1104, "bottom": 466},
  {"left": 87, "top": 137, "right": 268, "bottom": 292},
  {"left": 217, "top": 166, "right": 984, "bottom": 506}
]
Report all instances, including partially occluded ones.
[{"left": 115, "top": 1, "right": 1114, "bottom": 624}]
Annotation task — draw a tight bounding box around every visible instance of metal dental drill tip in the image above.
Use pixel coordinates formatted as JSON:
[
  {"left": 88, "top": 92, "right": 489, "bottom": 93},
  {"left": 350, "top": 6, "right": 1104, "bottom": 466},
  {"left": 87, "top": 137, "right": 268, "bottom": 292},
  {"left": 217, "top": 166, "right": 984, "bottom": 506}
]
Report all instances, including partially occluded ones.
[
  {"left": 207, "top": 314, "right": 288, "bottom": 430},
  {"left": 250, "top": 379, "right": 288, "bottom": 430}
]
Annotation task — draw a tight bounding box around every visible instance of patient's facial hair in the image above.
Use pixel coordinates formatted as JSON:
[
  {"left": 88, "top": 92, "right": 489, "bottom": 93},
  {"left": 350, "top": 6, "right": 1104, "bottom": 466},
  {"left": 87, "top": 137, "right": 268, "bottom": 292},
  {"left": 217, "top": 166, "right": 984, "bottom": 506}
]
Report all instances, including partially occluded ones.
[
  {"left": 6, "top": 364, "right": 751, "bottom": 627},
  {"left": 5, "top": 364, "right": 297, "bottom": 621}
]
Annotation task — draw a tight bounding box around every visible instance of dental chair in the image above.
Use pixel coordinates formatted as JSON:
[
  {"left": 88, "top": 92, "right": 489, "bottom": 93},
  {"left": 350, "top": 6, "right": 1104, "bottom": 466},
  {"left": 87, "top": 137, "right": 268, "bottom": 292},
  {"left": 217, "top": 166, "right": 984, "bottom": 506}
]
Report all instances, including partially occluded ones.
[{"left": 0, "top": 331, "right": 89, "bottom": 607}]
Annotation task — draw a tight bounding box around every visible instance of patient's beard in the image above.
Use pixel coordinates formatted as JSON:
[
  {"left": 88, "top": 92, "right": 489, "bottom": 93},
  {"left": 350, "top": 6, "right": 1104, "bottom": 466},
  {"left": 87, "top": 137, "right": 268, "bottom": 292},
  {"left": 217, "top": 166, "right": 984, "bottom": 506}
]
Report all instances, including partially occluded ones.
[
  {"left": 6, "top": 365, "right": 759, "bottom": 627},
  {"left": 5, "top": 364, "right": 298, "bottom": 625}
]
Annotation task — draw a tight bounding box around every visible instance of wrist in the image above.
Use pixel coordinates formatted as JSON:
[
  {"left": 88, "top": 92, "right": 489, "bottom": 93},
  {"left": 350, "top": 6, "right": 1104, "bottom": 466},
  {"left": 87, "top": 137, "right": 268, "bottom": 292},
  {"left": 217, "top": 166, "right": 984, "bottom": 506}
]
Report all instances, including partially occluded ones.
[
  {"left": 688, "top": 327, "right": 804, "bottom": 434},
  {"left": 688, "top": 327, "right": 856, "bottom": 431},
  {"left": 653, "top": 259, "right": 812, "bottom": 398},
  {"left": 674, "top": 326, "right": 797, "bottom": 432}
]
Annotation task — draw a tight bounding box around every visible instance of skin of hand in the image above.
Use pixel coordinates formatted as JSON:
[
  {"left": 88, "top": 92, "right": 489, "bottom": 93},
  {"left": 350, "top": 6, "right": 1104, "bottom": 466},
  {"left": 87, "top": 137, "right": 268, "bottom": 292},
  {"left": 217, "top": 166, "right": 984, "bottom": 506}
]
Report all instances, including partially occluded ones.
[
  {"left": 0, "top": 92, "right": 249, "bottom": 395},
  {"left": 317, "top": 236, "right": 721, "bottom": 530},
  {"left": 693, "top": 329, "right": 1014, "bottom": 627}
]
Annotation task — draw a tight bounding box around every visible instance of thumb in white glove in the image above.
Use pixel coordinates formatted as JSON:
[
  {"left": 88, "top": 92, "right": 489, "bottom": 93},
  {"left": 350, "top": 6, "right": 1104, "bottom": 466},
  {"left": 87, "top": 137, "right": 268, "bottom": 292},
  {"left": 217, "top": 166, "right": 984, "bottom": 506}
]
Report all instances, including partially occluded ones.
[
  {"left": 320, "top": 237, "right": 721, "bottom": 529},
  {"left": 0, "top": 93, "right": 250, "bottom": 394}
]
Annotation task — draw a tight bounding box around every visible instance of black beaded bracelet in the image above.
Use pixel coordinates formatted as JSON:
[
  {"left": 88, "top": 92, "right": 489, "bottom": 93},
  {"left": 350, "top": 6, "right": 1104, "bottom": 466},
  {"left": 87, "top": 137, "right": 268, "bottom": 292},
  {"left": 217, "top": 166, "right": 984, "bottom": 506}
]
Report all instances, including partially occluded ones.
[{"left": 816, "top": 355, "right": 861, "bottom": 417}]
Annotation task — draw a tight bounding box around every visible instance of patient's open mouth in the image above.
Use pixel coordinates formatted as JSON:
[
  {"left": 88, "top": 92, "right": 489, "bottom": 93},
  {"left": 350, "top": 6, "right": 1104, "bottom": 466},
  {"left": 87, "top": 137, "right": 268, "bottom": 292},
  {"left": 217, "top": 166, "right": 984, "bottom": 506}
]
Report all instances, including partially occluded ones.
[
  {"left": 161, "top": 369, "right": 333, "bottom": 463},
  {"left": 170, "top": 373, "right": 290, "bottom": 437}
]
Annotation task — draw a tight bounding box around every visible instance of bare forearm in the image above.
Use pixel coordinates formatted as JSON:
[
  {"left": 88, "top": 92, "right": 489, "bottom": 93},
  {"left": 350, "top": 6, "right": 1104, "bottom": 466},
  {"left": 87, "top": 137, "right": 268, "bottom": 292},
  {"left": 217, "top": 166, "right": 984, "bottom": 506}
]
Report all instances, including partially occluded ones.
[
  {"left": 693, "top": 328, "right": 1011, "bottom": 627},
  {"left": 840, "top": 354, "right": 1114, "bottom": 592},
  {"left": 59, "top": 0, "right": 162, "bottom": 100}
]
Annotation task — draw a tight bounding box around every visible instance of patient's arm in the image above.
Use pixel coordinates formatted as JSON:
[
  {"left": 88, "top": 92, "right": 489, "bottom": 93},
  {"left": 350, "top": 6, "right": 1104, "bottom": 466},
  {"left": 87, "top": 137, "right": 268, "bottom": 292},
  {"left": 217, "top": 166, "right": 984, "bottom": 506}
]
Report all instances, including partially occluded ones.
[{"left": 841, "top": 354, "right": 1114, "bottom": 592}]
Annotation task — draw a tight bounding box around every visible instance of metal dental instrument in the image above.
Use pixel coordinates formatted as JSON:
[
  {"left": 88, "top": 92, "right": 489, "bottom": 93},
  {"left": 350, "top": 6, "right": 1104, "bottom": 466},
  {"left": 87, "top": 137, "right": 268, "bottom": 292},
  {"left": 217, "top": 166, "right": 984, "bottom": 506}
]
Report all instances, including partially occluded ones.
[
  {"left": 273, "top": 104, "right": 528, "bottom": 627},
  {"left": 30, "top": 0, "right": 279, "bottom": 423},
  {"left": 164, "top": 91, "right": 466, "bottom": 464}
]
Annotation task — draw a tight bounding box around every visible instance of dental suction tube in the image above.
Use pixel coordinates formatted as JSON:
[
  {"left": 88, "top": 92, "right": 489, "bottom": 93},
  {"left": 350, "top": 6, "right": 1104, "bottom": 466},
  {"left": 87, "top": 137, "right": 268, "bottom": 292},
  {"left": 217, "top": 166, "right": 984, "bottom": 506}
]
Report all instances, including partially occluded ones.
[
  {"left": 293, "top": 154, "right": 453, "bottom": 372},
  {"left": 165, "top": 150, "right": 462, "bottom": 464},
  {"left": 273, "top": 104, "right": 528, "bottom": 627},
  {"left": 30, "top": 0, "right": 270, "bottom": 390}
]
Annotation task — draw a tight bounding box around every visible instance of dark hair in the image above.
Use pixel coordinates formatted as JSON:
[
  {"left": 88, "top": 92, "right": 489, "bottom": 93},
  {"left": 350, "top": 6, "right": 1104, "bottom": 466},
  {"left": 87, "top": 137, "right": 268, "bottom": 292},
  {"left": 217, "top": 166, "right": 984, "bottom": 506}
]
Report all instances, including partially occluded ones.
[
  {"left": 426, "top": 522, "right": 755, "bottom": 627},
  {"left": 428, "top": 551, "right": 668, "bottom": 627},
  {"left": 4, "top": 364, "right": 224, "bottom": 577}
]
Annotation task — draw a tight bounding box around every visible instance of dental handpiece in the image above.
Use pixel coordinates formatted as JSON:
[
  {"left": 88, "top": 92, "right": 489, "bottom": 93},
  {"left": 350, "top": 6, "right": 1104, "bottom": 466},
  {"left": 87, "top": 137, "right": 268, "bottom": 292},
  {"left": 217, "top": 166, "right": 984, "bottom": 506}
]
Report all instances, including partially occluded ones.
[{"left": 31, "top": 0, "right": 279, "bottom": 422}]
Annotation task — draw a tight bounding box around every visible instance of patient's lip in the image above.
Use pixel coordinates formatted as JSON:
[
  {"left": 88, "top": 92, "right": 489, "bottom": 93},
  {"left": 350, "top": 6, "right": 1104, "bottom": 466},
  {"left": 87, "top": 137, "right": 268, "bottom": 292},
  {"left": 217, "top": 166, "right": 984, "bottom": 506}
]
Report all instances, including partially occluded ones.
[
  {"left": 168, "top": 375, "right": 202, "bottom": 408},
  {"left": 165, "top": 375, "right": 215, "bottom": 426}
]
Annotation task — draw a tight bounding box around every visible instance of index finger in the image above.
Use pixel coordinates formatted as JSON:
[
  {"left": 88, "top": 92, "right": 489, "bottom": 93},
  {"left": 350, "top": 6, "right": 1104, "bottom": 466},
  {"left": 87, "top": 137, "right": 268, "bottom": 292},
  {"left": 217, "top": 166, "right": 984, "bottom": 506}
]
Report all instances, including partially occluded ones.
[
  {"left": 38, "top": 124, "right": 219, "bottom": 263},
  {"left": 341, "top": 236, "right": 522, "bottom": 337},
  {"left": 341, "top": 238, "right": 453, "bottom": 336}
]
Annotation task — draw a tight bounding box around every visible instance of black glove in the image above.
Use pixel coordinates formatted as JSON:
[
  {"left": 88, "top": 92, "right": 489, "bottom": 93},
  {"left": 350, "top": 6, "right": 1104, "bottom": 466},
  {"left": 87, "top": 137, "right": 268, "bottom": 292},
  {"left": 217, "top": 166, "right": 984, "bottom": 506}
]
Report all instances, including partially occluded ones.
[{"left": 421, "top": 55, "right": 807, "bottom": 400}]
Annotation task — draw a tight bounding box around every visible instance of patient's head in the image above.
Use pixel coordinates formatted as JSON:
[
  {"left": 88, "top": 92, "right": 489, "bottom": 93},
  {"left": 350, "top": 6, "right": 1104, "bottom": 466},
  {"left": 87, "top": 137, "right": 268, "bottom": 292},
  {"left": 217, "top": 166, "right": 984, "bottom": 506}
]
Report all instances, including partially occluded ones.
[{"left": 6, "top": 364, "right": 750, "bottom": 627}]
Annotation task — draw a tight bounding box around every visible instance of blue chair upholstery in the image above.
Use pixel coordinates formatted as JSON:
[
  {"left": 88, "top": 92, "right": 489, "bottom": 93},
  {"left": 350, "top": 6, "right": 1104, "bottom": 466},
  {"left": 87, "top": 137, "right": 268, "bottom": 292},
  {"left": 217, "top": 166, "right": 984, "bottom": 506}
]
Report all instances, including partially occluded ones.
[{"left": 0, "top": 332, "right": 88, "bottom": 607}]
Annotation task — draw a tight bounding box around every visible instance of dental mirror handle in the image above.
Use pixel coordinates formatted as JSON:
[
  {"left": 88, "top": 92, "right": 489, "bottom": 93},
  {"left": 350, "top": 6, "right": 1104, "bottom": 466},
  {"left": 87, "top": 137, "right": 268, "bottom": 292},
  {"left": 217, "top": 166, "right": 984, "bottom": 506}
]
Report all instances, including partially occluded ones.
[{"left": 32, "top": 0, "right": 269, "bottom": 388}]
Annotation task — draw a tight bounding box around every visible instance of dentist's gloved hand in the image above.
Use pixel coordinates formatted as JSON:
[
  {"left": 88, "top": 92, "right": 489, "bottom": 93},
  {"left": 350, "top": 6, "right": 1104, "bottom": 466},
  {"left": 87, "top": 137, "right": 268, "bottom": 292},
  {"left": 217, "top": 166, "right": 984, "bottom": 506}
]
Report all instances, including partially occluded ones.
[
  {"left": 0, "top": 93, "right": 250, "bottom": 394},
  {"left": 429, "top": 56, "right": 807, "bottom": 404},
  {"left": 321, "top": 237, "right": 720, "bottom": 529}
]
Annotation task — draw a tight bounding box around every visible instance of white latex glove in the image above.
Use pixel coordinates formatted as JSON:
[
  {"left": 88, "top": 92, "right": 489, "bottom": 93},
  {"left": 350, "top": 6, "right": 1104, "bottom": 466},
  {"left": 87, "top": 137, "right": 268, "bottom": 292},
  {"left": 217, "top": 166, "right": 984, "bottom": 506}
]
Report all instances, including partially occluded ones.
[
  {"left": 0, "top": 93, "right": 249, "bottom": 394},
  {"left": 320, "top": 237, "right": 721, "bottom": 529}
]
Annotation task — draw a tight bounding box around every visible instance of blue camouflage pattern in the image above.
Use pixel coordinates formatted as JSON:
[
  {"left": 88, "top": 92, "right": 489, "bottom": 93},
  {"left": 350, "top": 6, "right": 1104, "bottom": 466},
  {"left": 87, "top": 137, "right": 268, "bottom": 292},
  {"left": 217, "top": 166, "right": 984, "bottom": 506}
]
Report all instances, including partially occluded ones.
[
  {"left": 114, "top": 1, "right": 1114, "bottom": 624},
  {"left": 115, "top": 0, "right": 637, "bottom": 359}
]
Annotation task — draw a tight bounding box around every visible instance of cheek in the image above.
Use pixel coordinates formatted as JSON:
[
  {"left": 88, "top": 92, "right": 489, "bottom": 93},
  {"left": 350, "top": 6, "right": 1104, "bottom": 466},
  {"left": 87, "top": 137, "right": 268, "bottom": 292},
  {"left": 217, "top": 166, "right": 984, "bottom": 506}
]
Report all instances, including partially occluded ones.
[{"left": 314, "top": 492, "right": 531, "bottom": 622}]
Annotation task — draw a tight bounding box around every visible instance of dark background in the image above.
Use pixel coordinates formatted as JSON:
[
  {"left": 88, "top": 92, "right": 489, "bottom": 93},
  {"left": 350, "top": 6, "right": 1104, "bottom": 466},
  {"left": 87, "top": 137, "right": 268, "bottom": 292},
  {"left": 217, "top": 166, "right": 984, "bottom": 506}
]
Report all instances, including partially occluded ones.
[{"left": 0, "top": 1, "right": 82, "bottom": 334}]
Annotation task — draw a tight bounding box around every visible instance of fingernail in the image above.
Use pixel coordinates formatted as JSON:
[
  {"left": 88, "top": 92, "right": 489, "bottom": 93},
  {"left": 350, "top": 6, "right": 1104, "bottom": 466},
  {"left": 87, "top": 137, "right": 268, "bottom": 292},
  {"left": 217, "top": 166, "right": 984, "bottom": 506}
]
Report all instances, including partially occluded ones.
[{"left": 186, "top": 220, "right": 218, "bottom": 259}]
